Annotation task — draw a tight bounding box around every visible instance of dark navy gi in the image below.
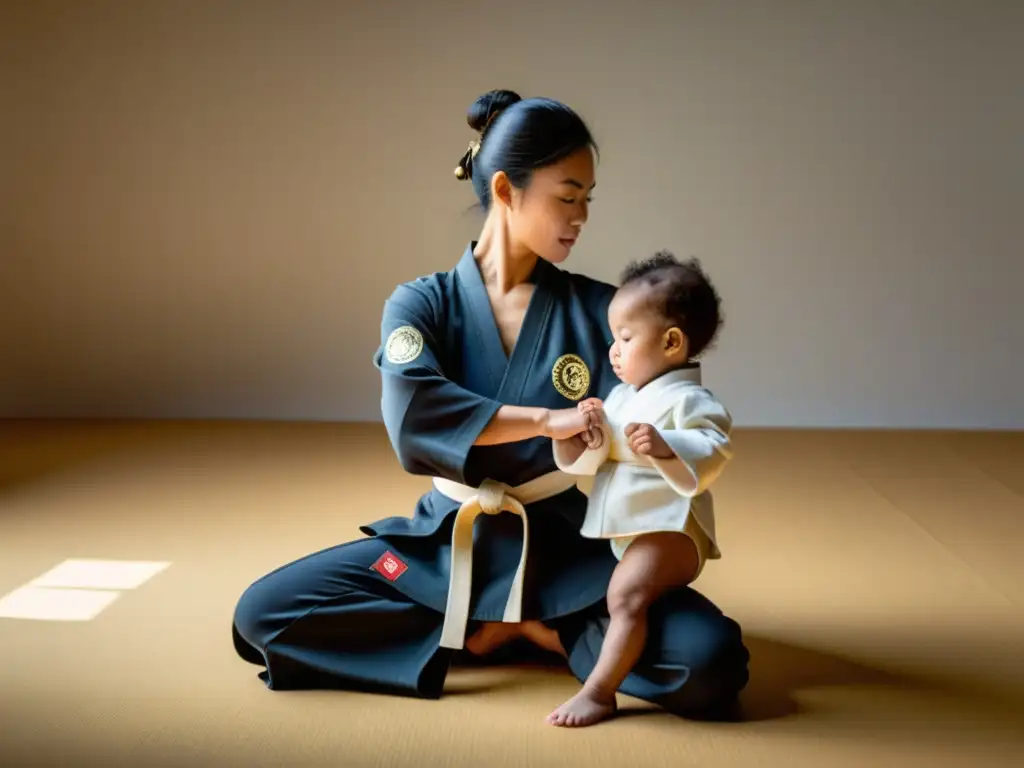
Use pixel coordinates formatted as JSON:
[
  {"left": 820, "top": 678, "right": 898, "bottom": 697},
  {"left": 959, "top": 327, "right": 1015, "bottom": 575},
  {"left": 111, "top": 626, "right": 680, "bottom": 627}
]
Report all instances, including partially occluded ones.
[{"left": 232, "top": 245, "right": 749, "bottom": 717}]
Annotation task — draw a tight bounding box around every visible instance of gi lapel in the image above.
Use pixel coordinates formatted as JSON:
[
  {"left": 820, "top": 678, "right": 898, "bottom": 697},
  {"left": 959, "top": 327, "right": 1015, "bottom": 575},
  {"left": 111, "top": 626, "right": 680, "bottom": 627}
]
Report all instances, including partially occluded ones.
[
  {"left": 497, "top": 257, "right": 554, "bottom": 404},
  {"left": 455, "top": 245, "right": 553, "bottom": 404},
  {"left": 456, "top": 245, "right": 508, "bottom": 396},
  {"left": 621, "top": 364, "right": 703, "bottom": 425}
]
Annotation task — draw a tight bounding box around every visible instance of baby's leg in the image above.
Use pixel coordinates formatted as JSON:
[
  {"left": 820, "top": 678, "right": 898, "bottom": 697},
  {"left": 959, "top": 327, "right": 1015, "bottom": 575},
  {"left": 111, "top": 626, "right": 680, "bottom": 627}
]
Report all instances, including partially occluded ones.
[{"left": 547, "top": 532, "right": 700, "bottom": 727}]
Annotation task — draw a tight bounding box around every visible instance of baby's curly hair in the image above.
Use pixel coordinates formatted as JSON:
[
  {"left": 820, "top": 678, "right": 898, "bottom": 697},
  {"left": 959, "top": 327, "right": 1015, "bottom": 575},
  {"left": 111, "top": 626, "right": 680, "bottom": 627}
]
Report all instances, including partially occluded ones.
[{"left": 619, "top": 251, "right": 723, "bottom": 359}]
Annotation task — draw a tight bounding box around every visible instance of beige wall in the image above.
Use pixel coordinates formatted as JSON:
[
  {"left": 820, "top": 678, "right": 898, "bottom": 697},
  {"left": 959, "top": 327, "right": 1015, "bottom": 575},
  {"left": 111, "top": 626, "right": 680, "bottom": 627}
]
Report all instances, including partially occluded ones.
[{"left": 3, "top": 0, "right": 1021, "bottom": 427}]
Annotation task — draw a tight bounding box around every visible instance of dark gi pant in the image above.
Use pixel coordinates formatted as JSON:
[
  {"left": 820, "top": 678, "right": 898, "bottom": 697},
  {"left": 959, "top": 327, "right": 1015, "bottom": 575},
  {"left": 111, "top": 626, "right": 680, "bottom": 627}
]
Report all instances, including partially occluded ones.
[{"left": 232, "top": 535, "right": 749, "bottom": 719}]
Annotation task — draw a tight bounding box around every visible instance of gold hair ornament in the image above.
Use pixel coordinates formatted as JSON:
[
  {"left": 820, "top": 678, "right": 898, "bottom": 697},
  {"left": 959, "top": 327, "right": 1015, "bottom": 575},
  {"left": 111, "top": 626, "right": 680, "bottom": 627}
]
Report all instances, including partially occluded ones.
[
  {"left": 453, "top": 108, "right": 504, "bottom": 180},
  {"left": 454, "top": 140, "right": 481, "bottom": 180}
]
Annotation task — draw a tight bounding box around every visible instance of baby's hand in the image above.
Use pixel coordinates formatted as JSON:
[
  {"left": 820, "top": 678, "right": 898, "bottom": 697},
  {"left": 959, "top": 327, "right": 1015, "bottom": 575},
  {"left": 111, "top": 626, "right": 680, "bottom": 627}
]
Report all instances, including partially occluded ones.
[
  {"left": 577, "top": 399, "right": 605, "bottom": 450},
  {"left": 624, "top": 422, "right": 673, "bottom": 459},
  {"left": 582, "top": 425, "right": 603, "bottom": 451}
]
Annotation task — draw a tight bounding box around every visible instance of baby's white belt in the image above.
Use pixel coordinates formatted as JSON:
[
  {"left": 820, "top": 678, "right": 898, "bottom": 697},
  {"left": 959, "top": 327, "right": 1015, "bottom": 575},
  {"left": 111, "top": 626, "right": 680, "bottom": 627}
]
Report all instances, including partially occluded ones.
[{"left": 431, "top": 470, "right": 578, "bottom": 650}]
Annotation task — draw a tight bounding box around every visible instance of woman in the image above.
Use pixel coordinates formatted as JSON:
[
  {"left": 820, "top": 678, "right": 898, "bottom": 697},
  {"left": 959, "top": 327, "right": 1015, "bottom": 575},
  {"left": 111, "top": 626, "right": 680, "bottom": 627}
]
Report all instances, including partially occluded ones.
[{"left": 232, "top": 89, "right": 750, "bottom": 721}]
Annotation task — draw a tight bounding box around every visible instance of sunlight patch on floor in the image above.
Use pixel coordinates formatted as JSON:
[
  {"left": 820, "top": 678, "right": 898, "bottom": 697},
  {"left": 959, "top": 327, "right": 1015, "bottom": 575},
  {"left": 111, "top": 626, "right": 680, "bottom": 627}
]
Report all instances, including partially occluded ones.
[
  {"left": 0, "top": 558, "right": 171, "bottom": 621},
  {"left": 0, "top": 585, "right": 120, "bottom": 621},
  {"left": 29, "top": 558, "right": 171, "bottom": 590}
]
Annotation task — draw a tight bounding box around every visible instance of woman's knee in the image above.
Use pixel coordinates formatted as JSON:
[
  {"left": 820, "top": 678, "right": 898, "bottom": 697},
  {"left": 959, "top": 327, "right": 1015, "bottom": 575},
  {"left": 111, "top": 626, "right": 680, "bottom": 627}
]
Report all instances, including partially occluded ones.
[
  {"left": 231, "top": 555, "right": 321, "bottom": 652},
  {"left": 231, "top": 538, "right": 401, "bottom": 655},
  {"left": 690, "top": 612, "right": 748, "bottom": 679},
  {"left": 232, "top": 574, "right": 280, "bottom": 653},
  {"left": 668, "top": 611, "right": 749, "bottom": 716},
  {"left": 631, "top": 596, "right": 749, "bottom": 717}
]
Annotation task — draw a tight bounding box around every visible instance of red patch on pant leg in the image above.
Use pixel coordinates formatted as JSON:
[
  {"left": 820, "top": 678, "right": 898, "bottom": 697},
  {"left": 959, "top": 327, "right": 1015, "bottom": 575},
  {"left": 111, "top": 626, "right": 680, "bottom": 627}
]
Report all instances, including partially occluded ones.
[{"left": 370, "top": 550, "right": 408, "bottom": 581}]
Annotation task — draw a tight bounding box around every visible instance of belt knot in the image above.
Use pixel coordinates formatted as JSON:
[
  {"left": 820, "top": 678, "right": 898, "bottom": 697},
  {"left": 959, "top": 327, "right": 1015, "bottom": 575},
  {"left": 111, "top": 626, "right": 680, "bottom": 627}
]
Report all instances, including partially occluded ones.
[{"left": 477, "top": 478, "right": 508, "bottom": 515}]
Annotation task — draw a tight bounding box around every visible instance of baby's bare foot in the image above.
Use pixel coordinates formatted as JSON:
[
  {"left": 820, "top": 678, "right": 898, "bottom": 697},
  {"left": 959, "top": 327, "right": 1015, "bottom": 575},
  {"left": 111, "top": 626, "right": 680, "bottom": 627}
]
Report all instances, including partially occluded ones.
[{"left": 546, "top": 688, "right": 617, "bottom": 727}]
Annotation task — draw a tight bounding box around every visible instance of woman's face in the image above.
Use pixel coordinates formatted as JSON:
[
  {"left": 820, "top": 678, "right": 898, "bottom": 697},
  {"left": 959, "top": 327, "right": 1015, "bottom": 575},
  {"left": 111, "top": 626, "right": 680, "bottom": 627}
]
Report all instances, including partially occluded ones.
[{"left": 503, "top": 148, "right": 596, "bottom": 265}]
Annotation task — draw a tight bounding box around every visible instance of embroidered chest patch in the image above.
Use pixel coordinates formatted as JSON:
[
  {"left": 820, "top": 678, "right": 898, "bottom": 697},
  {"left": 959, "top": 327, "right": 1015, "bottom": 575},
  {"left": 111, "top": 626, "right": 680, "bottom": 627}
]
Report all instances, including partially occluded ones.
[{"left": 551, "top": 353, "right": 591, "bottom": 401}]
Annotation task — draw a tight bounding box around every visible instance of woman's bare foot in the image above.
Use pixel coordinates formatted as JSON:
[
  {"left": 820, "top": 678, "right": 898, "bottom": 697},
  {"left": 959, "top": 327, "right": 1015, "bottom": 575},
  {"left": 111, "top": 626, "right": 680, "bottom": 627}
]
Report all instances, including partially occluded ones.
[
  {"left": 546, "top": 687, "right": 617, "bottom": 727},
  {"left": 521, "top": 621, "right": 567, "bottom": 657},
  {"left": 464, "top": 620, "right": 567, "bottom": 658},
  {"left": 464, "top": 622, "right": 521, "bottom": 656}
]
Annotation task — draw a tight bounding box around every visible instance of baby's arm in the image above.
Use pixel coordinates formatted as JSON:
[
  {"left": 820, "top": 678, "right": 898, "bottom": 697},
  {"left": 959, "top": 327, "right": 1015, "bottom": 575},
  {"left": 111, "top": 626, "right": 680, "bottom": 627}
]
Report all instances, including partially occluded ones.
[{"left": 643, "top": 388, "right": 733, "bottom": 497}]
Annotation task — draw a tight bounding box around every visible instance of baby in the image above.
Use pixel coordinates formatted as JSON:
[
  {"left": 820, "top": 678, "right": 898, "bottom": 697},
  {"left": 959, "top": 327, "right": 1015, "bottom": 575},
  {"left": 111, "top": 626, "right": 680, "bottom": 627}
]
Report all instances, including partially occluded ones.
[{"left": 548, "top": 251, "right": 734, "bottom": 727}]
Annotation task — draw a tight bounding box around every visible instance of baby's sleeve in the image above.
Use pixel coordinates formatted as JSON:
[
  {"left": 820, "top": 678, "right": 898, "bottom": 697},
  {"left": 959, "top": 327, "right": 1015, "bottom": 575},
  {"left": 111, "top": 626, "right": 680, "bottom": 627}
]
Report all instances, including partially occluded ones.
[
  {"left": 553, "top": 421, "right": 612, "bottom": 476},
  {"left": 552, "top": 387, "right": 623, "bottom": 476},
  {"left": 647, "top": 387, "right": 733, "bottom": 497}
]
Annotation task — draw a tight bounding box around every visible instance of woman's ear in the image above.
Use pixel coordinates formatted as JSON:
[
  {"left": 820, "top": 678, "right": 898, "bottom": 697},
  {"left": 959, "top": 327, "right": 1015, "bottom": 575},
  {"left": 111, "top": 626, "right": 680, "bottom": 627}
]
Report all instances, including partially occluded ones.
[
  {"left": 663, "top": 327, "right": 688, "bottom": 359},
  {"left": 491, "top": 170, "right": 514, "bottom": 209}
]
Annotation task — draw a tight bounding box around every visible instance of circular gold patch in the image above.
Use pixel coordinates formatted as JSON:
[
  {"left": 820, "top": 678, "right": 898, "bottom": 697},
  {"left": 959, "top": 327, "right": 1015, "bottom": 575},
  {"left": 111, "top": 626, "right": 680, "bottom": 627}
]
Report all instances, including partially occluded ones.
[
  {"left": 551, "top": 353, "right": 590, "bottom": 401},
  {"left": 385, "top": 325, "right": 424, "bottom": 364}
]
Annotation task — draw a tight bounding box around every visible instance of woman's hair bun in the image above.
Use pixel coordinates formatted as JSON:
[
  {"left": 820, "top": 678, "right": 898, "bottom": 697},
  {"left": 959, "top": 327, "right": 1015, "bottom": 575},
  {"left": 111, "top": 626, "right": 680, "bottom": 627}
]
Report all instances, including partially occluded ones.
[
  {"left": 466, "top": 89, "right": 522, "bottom": 134},
  {"left": 454, "top": 91, "right": 595, "bottom": 202}
]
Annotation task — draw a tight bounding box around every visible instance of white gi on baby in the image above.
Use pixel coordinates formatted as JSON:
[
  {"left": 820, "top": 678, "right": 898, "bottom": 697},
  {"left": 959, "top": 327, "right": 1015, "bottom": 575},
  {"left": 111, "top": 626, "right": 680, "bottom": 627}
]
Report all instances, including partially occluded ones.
[{"left": 553, "top": 364, "right": 732, "bottom": 572}]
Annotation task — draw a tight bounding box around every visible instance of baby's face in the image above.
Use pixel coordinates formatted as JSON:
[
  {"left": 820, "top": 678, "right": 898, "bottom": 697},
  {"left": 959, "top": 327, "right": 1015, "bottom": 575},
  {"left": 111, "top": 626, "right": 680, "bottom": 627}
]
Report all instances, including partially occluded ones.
[{"left": 607, "top": 286, "right": 687, "bottom": 389}]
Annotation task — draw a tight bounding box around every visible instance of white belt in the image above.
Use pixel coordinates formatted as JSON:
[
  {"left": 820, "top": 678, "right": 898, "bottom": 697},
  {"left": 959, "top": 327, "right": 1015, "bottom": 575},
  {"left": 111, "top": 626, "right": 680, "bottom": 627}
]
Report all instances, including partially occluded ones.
[{"left": 432, "top": 470, "right": 579, "bottom": 650}]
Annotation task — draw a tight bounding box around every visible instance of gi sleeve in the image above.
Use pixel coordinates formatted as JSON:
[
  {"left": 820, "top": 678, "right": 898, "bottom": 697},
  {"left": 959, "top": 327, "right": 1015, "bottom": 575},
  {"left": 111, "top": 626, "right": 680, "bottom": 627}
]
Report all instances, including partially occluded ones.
[
  {"left": 552, "top": 425, "right": 611, "bottom": 476},
  {"left": 648, "top": 387, "right": 733, "bottom": 497},
  {"left": 373, "top": 282, "right": 503, "bottom": 482},
  {"left": 553, "top": 383, "right": 623, "bottom": 475}
]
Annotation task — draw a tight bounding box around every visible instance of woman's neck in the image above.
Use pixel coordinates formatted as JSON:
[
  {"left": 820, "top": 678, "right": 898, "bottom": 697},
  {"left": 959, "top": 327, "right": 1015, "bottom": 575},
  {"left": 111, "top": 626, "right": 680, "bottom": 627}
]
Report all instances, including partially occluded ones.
[
  {"left": 474, "top": 210, "right": 539, "bottom": 294},
  {"left": 478, "top": 248, "right": 537, "bottom": 294}
]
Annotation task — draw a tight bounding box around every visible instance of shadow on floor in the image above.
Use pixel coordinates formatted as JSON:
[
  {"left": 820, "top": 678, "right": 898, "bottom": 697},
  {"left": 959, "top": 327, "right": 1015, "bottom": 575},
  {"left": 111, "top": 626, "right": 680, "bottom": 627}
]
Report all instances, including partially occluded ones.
[
  {"left": 735, "top": 634, "right": 941, "bottom": 721},
  {"left": 452, "top": 633, "right": 975, "bottom": 723},
  {"left": 235, "top": 626, "right": 1022, "bottom": 733}
]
